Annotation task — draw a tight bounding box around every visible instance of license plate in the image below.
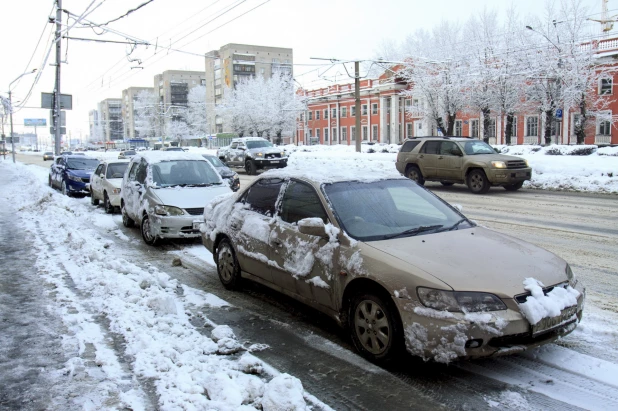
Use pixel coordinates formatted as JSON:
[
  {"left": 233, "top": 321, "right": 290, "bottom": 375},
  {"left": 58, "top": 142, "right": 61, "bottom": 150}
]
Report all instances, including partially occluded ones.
[
  {"left": 192, "top": 221, "right": 201, "bottom": 230},
  {"left": 270, "top": 160, "right": 280, "bottom": 164},
  {"left": 531, "top": 305, "right": 578, "bottom": 337},
  {"left": 515, "top": 172, "right": 526, "bottom": 177}
]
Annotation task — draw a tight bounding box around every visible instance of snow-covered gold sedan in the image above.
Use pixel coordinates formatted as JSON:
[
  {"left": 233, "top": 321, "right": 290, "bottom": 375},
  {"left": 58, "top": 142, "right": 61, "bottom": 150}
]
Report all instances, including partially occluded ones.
[{"left": 201, "top": 166, "right": 585, "bottom": 363}]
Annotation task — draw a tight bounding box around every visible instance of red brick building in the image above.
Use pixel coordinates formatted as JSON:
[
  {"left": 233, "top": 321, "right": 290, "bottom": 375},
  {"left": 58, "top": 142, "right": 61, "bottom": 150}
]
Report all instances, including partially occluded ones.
[{"left": 297, "top": 37, "right": 618, "bottom": 147}]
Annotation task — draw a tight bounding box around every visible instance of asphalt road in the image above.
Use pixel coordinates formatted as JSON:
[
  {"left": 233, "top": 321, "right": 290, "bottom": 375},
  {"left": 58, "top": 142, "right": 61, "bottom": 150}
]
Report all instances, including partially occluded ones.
[{"left": 9, "top": 151, "right": 618, "bottom": 410}]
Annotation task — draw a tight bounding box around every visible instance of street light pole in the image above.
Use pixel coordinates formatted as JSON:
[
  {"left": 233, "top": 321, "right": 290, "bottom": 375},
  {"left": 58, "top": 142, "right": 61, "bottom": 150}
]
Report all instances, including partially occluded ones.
[{"left": 8, "top": 69, "right": 37, "bottom": 163}]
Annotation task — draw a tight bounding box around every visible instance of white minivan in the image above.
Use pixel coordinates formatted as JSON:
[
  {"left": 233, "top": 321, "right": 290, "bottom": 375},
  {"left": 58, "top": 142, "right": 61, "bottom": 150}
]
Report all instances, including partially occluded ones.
[{"left": 120, "top": 152, "right": 232, "bottom": 245}]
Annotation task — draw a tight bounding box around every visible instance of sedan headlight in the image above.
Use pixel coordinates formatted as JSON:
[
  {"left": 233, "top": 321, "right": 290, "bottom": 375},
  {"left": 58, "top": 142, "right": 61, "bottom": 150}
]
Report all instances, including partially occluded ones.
[
  {"left": 67, "top": 174, "right": 83, "bottom": 182},
  {"left": 491, "top": 161, "right": 507, "bottom": 169},
  {"left": 154, "top": 205, "right": 185, "bottom": 216},
  {"left": 232, "top": 172, "right": 239, "bottom": 180},
  {"left": 417, "top": 287, "right": 507, "bottom": 312},
  {"left": 255, "top": 152, "right": 264, "bottom": 157},
  {"left": 280, "top": 152, "right": 286, "bottom": 157}
]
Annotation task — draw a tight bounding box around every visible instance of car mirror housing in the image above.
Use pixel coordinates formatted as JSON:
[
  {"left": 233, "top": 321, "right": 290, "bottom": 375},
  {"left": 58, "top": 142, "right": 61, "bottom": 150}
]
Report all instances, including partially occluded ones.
[
  {"left": 451, "top": 149, "right": 463, "bottom": 156},
  {"left": 298, "top": 218, "right": 327, "bottom": 237}
]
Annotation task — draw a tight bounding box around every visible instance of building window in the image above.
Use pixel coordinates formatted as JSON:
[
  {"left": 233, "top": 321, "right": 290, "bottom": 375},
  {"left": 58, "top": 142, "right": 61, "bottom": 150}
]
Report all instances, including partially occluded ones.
[
  {"left": 351, "top": 106, "right": 356, "bottom": 117},
  {"left": 455, "top": 120, "right": 463, "bottom": 136},
  {"left": 324, "top": 128, "right": 329, "bottom": 142},
  {"left": 315, "top": 110, "right": 320, "bottom": 120},
  {"left": 351, "top": 126, "right": 356, "bottom": 140},
  {"left": 316, "top": 128, "right": 321, "bottom": 140},
  {"left": 332, "top": 108, "right": 337, "bottom": 118},
  {"left": 600, "top": 78, "right": 613, "bottom": 95},
  {"left": 471, "top": 119, "right": 479, "bottom": 138},
  {"left": 308, "top": 129, "right": 312, "bottom": 138},
  {"left": 407, "top": 123, "right": 413, "bottom": 138},
  {"left": 526, "top": 116, "right": 539, "bottom": 137},
  {"left": 341, "top": 126, "right": 347, "bottom": 141},
  {"left": 598, "top": 111, "right": 612, "bottom": 135},
  {"left": 505, "top": 117, "right": 517, "bottom": 139},
  {"left": 486, "top": 118, "right": 496, "bottom": 138},
  {"left": 332, "top": 127, "right": 337, "bottom": 141},
  {"left": 362, "top": 126, "right": 368, "bottom": 140},
  {"left": 341, "top": 107, "right": 347, "bottom": 118},
  {"left": 372, "top": 125, "right": 378, "bottom": 140},
  {"left": 362, "top": 104, "right": 368, "bottom": 116},
  {"left": 550, "top": 120, "right": 561, "bottom": 136},
  {"left": 372, "top": 103, "right": 378, "bottom": 115},
  {"left": 308, "top": 111, "right": 313, "bottom": 121},
  {"left": 324, "top": 109, "right": 328, "bottom": 119},
  {"left": 299, "top": 113, "right": 304, "bottom": 122}
]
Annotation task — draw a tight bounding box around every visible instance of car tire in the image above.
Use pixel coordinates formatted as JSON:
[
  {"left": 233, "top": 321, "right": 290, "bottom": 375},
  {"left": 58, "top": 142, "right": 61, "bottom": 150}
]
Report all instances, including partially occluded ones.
[
  {"left": 467, "top": 170, "right": 490, "bottom": 194},
  {"left": 104, "top": 192, "right": 113, "bottom": 214},
  {"left": 215, "top": 238, "right": 242, "bottom": 290},
  {"left": 349, "top": 292, "right": 403, "bottom": 363},
  {"left": 141, "top": 214, "right": 157, "bottom": 246},
  {"left": 504, "top": 182, "right": 524, "bottom": 191},
  {"left": 61, "top": 181, "right": 71, "bottom": 197},
  {"left": 90, "top": 189, "right": 99, "bottom": 205},
  {"left": 245, "top": 159, "right": 257, "bottom": 175},
  {"left": 121, "top": 202, "right": 134, "bottom": 228},
  {"left": 406, "top": 165, "right": 425, "bottom": 186},
  {"left": 440, "top": 181, "right": 455, "bottom": 186},
  {"left": 48, "top": 176, "right": 53, "bottom": 188}
]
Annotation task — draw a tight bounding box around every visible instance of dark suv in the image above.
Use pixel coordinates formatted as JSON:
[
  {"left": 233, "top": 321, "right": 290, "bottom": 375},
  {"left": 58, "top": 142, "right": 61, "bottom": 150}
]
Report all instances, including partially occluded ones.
[{"left": 395, "top": 137, "right": 532, "bottom": 194}]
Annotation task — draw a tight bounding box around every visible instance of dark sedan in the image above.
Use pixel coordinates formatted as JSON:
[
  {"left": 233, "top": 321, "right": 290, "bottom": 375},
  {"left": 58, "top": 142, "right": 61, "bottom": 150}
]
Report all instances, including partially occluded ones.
[{"left": 202, "top": 154, "right": 240, "bottom": 191}]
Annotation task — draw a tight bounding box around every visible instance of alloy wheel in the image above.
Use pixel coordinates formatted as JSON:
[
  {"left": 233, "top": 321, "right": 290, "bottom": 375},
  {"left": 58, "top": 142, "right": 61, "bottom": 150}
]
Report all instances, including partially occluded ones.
[{"left": 353, "top": 299, "right": 391, "bottom": 355}]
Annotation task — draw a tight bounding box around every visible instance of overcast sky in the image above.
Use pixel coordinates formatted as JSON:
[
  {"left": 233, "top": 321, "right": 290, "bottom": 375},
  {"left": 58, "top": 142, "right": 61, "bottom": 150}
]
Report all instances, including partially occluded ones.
[{"left": 0, "top": 0, "right": 608, "bottom": 141}]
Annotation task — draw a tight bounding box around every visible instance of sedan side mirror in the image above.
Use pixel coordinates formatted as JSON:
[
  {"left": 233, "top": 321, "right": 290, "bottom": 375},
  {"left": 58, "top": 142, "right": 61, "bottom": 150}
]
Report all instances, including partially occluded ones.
[
  {"left": 100, "top": 173, "right": 105, "bottom": 178},
  {"left": 298, "top": 218, "right": 327, "bottom": 237}
]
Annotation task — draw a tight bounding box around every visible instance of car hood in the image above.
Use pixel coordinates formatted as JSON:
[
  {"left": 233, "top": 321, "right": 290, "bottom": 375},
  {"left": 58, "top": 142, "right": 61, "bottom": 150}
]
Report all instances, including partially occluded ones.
[
  {"left": 467, "top": 153, "right": 525, "bottom": 162},
  {"left": 68, "top": 169, "right": 94, "bottom": 178},
  {"left": 215, "top": 165, "right": 235, "bottom": 178},
  {"left": 150, "top": 185, "right": 231, "bottom": 209},
  {"left": 364, "top": 226, "right": 567, "bottom": 298}
]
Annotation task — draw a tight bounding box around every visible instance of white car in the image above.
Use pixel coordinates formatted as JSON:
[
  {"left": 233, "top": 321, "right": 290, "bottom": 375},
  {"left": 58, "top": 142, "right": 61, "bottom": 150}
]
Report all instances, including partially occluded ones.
[
  {"left": 90, "top": 160, "right": 131, "bottom": 213},
  {"left": 120, "top": 152, "right": 232, "bottom": 245}
]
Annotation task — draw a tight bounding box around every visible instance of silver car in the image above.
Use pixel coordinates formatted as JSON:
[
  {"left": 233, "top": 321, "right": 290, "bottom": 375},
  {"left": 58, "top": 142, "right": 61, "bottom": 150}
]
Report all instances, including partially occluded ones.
[
  {"left": 90, "top": 160, "right": 130, "bottom": 213},
  {"left": 121, "top": 152, "right": 232, "bottom": 245}
]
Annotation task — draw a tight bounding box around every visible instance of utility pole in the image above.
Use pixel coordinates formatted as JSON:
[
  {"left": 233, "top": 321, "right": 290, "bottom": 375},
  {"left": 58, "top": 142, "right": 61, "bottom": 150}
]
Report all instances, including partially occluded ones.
[
  {"left": 354, "top": 61, "right": 361, "bottom": 153},
  {"left": 9, "top": 90, "right": 15, "bottom": 163},
  {"left": 54, "top": 0, "right": 62, "bottom": 155}
]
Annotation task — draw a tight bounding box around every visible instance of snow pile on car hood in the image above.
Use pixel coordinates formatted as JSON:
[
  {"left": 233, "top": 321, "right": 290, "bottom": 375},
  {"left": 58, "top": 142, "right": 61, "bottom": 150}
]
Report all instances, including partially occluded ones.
[{"left": 518, "top": 278, "right": 580, "bottom": 325}]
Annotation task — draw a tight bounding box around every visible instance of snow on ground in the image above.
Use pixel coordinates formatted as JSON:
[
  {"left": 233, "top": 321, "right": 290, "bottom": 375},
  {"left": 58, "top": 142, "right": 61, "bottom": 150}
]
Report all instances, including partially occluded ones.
[{"left": 1, "top": 160, "right": 331, "bottom": 411}]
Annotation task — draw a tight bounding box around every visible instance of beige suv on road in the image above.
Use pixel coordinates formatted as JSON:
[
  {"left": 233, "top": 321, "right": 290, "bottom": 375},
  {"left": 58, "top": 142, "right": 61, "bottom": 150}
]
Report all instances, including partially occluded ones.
[{"left": 395, "top": 137, "right": 532, "bottom": 194}]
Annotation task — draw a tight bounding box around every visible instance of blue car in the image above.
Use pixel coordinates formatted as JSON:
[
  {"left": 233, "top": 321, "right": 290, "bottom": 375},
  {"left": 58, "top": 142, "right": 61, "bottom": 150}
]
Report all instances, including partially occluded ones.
[{"left": 49, "top": 154, "right": 100, "bottom": 196}]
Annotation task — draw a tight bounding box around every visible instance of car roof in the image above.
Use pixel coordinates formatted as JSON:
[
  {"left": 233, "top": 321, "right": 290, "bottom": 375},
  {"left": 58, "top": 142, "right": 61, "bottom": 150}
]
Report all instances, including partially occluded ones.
[
  {"left": 232, "top": 137, "right": 267, "bottom": 142},
  {"left": 257, "top": 162, "right": 405, "bottom": 185},
  {"left": 132, "top": 151, "right": 207, "bottom": 163},
  {"left": 101, "top": 159, "right": 131, "bottom": 164}
]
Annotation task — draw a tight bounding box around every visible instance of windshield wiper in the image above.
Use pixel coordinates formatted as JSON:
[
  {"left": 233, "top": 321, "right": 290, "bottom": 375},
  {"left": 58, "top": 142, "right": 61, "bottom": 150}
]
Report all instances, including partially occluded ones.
[
  {"left": 437, "top": 218, "right": 469, "bottom": 232},
  {"left": 383, "top": 225, "right": 444, "bottom": 240}
]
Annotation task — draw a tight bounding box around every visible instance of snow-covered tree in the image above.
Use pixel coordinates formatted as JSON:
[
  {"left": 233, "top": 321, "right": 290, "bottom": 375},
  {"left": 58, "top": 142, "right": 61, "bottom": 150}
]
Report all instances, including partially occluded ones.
[
  {"left": 186, "top": 85, "right": 208, "bottom": 137},
  {"left": 134, "top": 90, "right": 158, "bottom": 139},
  {"left": 217, "top": 74, "right": 304, "bottom": 143}
]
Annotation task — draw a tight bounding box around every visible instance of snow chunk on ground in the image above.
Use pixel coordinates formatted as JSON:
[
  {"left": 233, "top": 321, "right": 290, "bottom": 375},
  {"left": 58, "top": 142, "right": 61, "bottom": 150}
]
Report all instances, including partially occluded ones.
[
  {"left": 518, "top": 278, "right": 580, "bottom": 325},
  {"left": 261, "top": 374, "right": 307, "bottom": 411}
]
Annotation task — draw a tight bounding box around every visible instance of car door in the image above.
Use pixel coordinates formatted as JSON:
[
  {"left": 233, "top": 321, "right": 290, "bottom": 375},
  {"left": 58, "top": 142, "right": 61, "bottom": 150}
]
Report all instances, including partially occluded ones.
[
  {"left": 53, "top": 157, "right": 66, "bottom": 188},
  {"left": 123, "top": 160, "right": 141, "bottom": 220},
  {"left": 437, "top": 141, "right": 464, "bottom": 180},
  {"left": 232, "top": 178, "right": 284, "bottom": 283},
  {"left": 91, "top": 164, "right": 105, "bottom": 199},
  {"left": 418, "top": 141, "right": 440, "bottom": 179},
  {"left": 270, "top": 180, "right": 337, "bottom": 309}
]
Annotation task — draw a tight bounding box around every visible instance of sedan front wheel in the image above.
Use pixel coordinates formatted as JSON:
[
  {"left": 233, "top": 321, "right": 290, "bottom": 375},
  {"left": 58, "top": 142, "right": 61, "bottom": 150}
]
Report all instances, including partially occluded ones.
[
  {"left": 141, "top": 215, "right": 157, "bottom": 246},
  {"left": 349, "top": 292, "right": 403, "bottom": 363}
]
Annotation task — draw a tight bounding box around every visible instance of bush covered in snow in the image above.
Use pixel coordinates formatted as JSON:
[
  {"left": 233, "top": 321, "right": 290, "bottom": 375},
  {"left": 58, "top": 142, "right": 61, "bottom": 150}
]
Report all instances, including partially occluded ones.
[{"left": 543, "top": 145, "right": 597, "bottom": 156}]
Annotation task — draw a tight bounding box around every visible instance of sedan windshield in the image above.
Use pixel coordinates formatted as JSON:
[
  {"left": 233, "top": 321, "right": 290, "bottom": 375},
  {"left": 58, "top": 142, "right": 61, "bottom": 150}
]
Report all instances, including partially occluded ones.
[
  {"left": 246, "top": 141, "right": 273, "bottom": 149},
  {"left": 106, "top": 162, "right": 129, "bottom": 179},
  {"left": 323, "top": 179, "right": 472, "bottom": 241},
  {"left": 202, "top": 155, "right": 225, "bottom": 167},
  {"left": 67, "top": 158, "right": 99, "bottom": 170},
  {"left": 150, "top": 160, "right": 222, "bottom": 187},
  {"left": 462, "top": 140, "right": 496, "bottom": 155}
]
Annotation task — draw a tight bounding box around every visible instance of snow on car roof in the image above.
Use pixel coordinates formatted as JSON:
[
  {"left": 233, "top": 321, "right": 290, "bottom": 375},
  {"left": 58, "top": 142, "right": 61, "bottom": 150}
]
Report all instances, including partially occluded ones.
[
  {"left": 133, "top": 151, "right": 207, "bottom": 163},
  {"left": 260, "top": 150, "right": 405, "bottom": 184}
]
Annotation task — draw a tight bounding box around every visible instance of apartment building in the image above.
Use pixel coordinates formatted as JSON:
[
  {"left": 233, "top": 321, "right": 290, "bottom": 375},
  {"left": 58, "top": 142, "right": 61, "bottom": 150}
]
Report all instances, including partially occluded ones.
[
  {"left": 205, "top": 43, "right": 293, "bottom": 133},
  {"left": 99, "top": 98, "right": 123, "bottom": 141}
]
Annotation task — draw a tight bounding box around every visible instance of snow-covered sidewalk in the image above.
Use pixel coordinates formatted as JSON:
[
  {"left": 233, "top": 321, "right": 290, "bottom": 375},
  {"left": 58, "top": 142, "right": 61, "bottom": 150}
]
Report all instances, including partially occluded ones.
[{"left": 0, "top": 161, "right": 330, "bottom": 411}]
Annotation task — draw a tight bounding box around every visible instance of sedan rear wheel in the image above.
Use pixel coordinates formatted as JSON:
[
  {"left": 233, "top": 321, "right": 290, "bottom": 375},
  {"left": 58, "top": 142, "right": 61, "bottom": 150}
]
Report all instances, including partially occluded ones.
[
  {"left": 104, "top": 192, "right": 113, "bottom": 214},
  {"left": 121, "top": 203, "right": 134, "bottom": 228},
  {"left": 90, "top": 189, "right": 99, "bottom": 205},
  {"left": 245, "top": 159, "right": 257, "bottom": 175},
  {"left": 349, "top": 293, "right": 402, "bottom": 363},
  {"left": 216, "top": 238, "right": 242, "bottom": 290},
  {"left": 141, "top": 215, "right": 157, "bottom": 246}
]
